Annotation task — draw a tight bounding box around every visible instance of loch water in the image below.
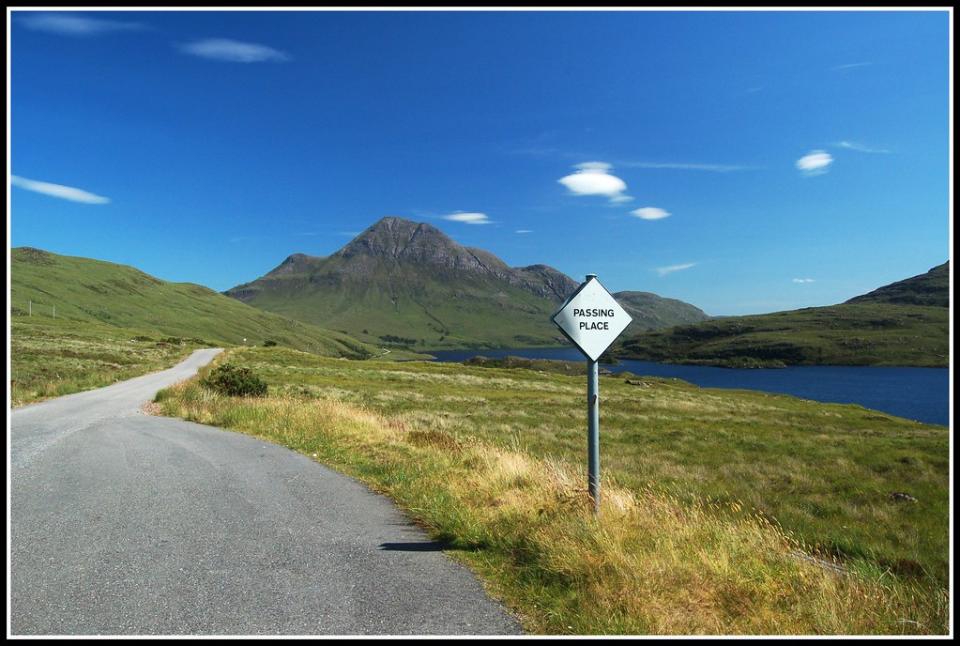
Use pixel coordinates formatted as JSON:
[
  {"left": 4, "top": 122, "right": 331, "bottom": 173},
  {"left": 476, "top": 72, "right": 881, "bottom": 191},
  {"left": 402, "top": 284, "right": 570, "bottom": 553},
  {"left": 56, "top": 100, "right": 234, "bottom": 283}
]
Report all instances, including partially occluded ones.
[{"left": 428, "top": 347, "right": 950, "bottom": 426}]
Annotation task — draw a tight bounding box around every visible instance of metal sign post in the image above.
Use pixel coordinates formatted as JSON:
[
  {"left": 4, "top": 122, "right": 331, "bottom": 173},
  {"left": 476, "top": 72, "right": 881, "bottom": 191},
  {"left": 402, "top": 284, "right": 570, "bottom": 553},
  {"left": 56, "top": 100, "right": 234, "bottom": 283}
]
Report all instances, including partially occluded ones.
[
  {"left": 551, "top": 274, "right": 632, "bottom": 515},
  {"left": 587, "top": 356, "right": 600, "bottom": 512}
]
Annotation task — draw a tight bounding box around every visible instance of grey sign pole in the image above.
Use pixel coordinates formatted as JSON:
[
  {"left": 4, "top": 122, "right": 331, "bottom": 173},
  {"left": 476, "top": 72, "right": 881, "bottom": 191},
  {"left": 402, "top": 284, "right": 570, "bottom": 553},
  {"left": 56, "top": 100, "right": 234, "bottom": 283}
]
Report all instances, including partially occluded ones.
[
  {"left": 583, "top": 273, "right": 601, "bottom": 514},
  {"left": 587, "top": 353, "right": 600, "bottom": 514}
]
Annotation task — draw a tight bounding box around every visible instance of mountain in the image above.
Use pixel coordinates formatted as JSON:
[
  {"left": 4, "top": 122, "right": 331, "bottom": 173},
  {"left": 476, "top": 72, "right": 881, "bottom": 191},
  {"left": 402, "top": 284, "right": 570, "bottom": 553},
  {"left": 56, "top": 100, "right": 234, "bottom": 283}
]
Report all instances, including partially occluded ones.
[
  {"left": 615, "top": 262, "right": 949, "bottom": 368},
  {"left": 845, "top": 261, "right": 948, "bottom": 307},
  {"left": 614, "top": 291, "right": 710, "bottom": 334},
  {"left": 225, "top": 217, "right": 578, "bottom": 349},
  {"left": 11, "top": 247, "right": 375, "bottom": 358},
  {"left": 226, "top": 217, "right": 707, "bottom": 350}
]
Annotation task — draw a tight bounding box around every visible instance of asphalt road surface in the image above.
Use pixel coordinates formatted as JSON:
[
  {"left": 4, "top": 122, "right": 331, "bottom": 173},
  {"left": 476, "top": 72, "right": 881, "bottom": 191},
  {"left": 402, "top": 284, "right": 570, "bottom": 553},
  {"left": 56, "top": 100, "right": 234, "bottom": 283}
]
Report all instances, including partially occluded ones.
[{"left": 10, "top": 349, "right": 521, "bottom": 636}]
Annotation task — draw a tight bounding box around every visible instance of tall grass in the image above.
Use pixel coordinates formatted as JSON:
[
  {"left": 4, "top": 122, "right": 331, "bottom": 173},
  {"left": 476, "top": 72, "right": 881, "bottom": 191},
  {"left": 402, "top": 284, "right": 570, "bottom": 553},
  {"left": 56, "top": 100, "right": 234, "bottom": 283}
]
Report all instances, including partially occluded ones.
[
  {"left": 10, "top": 319, "right": 200, "bottom": 407},
  {"left": 154, "top": 353, "right": 948, "bottom": 635}
]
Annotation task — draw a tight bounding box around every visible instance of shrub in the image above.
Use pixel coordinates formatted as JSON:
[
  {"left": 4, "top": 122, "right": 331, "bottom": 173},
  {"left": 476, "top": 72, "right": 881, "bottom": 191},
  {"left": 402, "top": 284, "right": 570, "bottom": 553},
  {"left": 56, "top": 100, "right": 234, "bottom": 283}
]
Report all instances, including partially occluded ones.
[
  {"left": 200, "top": 363, "right": 268, "bottom": 397},
  {"left": 263, "top": 339, "right": 278, "bottom": 347}
]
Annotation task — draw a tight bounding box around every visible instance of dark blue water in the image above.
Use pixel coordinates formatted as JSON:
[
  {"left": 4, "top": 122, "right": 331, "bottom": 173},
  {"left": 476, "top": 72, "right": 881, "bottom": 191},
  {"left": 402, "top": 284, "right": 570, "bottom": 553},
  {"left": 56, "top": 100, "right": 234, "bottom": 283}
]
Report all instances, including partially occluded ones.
[{"left": 428, "top": 347, "right": 950, "bottom": 426}]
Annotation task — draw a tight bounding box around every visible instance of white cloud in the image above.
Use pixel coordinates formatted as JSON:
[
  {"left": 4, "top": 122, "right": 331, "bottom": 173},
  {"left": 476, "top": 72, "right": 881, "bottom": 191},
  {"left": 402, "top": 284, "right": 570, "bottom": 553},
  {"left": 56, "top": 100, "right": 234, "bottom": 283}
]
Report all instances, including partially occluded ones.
[
  {"left": 574, "top": 161, "right": 612, "bottom": 171},
  {"left": 18, "top": 13, "right": 145, "bottom": 36},
  {"left": 796, "top": 150, "right": 833, "bottom": 176},
  {"left": 11, "top": 175, "right": 110, "bottom": 204},
  {"left": 178, "top": 38, "right": 290, "bottom": 63},
  {"left": 831, "top": 62, "right": 872, "bottom": 71},
  {"left": 630, "top": 207, "right": 671, "bottom": 221},
  {"left": 835, "top": 140, "right": 891, "bottom": 154},
  {"left": 443, "top": 212, "right": 490, "bottom": 225},
  {"left": 515, "top": 229, "right": 533, "bottom": 234},
  {"left": 792, "top": 278, "right": 816, "bottom": 284},
  {"left": 655, "top": 262, "right": 696, "bottom": 277},
  {"left": 558, "top": 161, "right": 631, "bottom": 203}
]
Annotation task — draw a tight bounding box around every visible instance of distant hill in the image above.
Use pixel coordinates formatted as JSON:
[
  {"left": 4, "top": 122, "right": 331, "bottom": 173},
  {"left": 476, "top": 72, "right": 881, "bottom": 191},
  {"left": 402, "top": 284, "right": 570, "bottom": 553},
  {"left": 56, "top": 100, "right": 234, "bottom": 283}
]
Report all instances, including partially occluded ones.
[
  {"left": 225, "top": 217, "right": 707, "bottom": 350},
  {"left": 11, "top": 247, "right": 375, "bottom": 358},
  {"left": 614, "top": 291, "right": 709, "bottom": 334},
  {"left": 846, "top": 261, "right": 948, "bottom": 307},
  {"left": 615, "top": 262, "right": 949, "bottom": 368}
]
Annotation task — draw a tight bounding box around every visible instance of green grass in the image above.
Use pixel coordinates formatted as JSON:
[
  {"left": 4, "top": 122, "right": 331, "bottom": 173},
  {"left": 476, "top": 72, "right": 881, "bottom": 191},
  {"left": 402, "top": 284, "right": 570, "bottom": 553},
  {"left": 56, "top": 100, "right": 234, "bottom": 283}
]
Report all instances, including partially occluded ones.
[
  {"left": 11, "top": 246, "right": 381, "bottom": 357},
  {"left": 617, "top": 303, "right": 948, "bottom": 368},
  {"left": 153, "top": 346, "right": 949, "bottom": 634},
  {"left": 10, "top": 317, "right": 204, "bottom": 407},
  {"left": 10, "top": 246, "right": 434, "bottom": 405},
  {"left": 9, "top": 316, "right": 427, "bottom": 407}
]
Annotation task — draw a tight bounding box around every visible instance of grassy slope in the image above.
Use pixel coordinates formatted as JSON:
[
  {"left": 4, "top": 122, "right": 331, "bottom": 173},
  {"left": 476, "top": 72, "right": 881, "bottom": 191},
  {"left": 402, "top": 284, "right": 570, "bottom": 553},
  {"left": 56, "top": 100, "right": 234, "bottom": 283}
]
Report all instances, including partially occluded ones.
[
  {"left": 10, "top": 247, "right": 424, "bottom": 406},
  {"left": 237, "top": 258, "right": 570, "bottom": 350},
  {"left": 847, "top": 261, "right": 949, "bottom": 307},
  {"left": 616, "top": 262, "right": 949, "bottom": 368},
  {"left": 617, "top": 303, "right": 948, "bottom": 367},
  {"left": 155, "top": 347, "right": 948, "bottom": 634},
  {"left": 11, "top": 247, "right": 377, "bottom": 356},
  {"left": 615, "top": 291, "right": 710, "bottom": 336}
]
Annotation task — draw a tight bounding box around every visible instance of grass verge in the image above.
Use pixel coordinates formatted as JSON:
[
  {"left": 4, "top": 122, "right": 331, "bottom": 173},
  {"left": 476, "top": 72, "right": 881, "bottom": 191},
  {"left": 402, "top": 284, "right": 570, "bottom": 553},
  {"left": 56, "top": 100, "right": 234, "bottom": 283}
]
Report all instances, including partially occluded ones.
[
  {"left": 152, "top": 347, "right": 948, "bottom": 634},
  {"left": 10, "top": 318, "right": 206, "bottom": 407}
]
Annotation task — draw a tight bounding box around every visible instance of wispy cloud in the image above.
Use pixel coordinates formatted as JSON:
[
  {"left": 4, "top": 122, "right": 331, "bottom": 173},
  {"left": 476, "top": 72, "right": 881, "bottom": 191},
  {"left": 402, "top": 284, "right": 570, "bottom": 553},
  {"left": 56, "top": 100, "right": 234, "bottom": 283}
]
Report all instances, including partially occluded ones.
[
  {"left": 509, "top": 145, "right": 567, "bottom": 158},
  {"left": 792, "top": 278, "right": 816, "bottom": 284},
  {"left": 558, "top": 161, "right": 632, "bottom": 204},
  {"left": 18, "top": 13, "right": 146, "bottom": 36},
  {"left": 831, "top": 62, "right": 872, "bottom": 72},
  {"left": 655, "top": 262, "right": 696, "bottom": 277},
  {"left": 178, "top": 38, "right": 290, "bottom": 63},
  {"left": 796, "top": 150, "right": 833, "bottom": 176},
  {"left": 515, "top": 229, "right": 533, "bottom": 234},
  {"left": 443, "top": 212, "right": 490, "bottom": 225},
  {"left": 630, "top": 207, "right": 671, "bottom": 221},
  {"left": 834, "top": 140, "right": 891, "bottom": 154},
  {"left": 11, "top": 175, "right": 110, "bottom": 204},
  {"left": 621, "top": 161, "right": 757, "bottom": 173}
]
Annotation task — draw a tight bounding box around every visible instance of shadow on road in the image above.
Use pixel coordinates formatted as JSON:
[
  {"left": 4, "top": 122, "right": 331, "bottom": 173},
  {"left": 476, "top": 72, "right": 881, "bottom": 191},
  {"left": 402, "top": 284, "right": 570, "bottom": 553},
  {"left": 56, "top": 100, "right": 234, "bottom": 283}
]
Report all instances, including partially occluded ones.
[{"left": 379, "top": 541, "right": 451, "bottom": 552}]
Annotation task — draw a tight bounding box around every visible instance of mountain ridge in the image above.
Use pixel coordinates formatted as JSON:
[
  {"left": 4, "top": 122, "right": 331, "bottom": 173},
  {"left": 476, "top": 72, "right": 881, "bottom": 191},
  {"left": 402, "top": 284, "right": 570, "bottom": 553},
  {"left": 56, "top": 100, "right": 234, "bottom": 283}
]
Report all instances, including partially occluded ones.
[
  {"left": 615, "top": 261, "right": 949, "bottom": 367},
  {"left": 225, "top": 216, "right": 707, "bottom": 349},
  {"left": 845, "top": 262, "right": 948, "bottom": 307}
]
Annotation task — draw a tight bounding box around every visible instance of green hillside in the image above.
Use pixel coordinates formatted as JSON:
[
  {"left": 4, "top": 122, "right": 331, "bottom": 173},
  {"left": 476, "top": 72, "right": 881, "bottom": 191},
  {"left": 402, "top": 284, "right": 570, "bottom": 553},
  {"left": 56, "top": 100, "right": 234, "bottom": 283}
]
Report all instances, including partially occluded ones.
[
  {"left": 11, "top": 246, "right": 376, "bottom": 357},
  {"left": 614, "top": 290, "right": 709, "bottom": 334},
  {"left": 846, "top": 261, "right": 949, "bottom": 307},
  {"left": 10, "top": 247, "right": 393, "bottom": 405},
  {"left": 229, "top": 254, "right": 570, "bottom": 350},
  {"left": 616, "top": 262, "right": 949, "bottom": 367}
]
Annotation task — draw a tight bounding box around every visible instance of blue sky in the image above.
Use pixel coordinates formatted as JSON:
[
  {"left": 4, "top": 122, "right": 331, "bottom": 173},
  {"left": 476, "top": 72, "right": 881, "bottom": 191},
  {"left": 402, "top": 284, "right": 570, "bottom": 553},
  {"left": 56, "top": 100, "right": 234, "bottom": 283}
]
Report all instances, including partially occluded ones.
[{"left": 9, "top": 9, "right": 951, "bottom": 315}]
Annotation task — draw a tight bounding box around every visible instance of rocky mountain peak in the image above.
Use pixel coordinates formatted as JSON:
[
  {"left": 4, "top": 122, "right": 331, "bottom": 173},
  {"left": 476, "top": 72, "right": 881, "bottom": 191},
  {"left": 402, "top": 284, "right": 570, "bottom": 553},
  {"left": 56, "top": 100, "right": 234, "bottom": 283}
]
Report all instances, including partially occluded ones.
[{"left": 335, "top": 217, "right": 454, "bottom": 262}]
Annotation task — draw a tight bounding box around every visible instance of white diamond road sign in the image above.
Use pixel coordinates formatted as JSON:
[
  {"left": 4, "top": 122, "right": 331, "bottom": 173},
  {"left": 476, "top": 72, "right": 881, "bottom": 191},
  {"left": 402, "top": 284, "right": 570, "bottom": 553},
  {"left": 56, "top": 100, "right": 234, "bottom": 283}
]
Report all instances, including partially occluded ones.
[{"left": 552, "top": 276, "right": 632, "bottom": 361}]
